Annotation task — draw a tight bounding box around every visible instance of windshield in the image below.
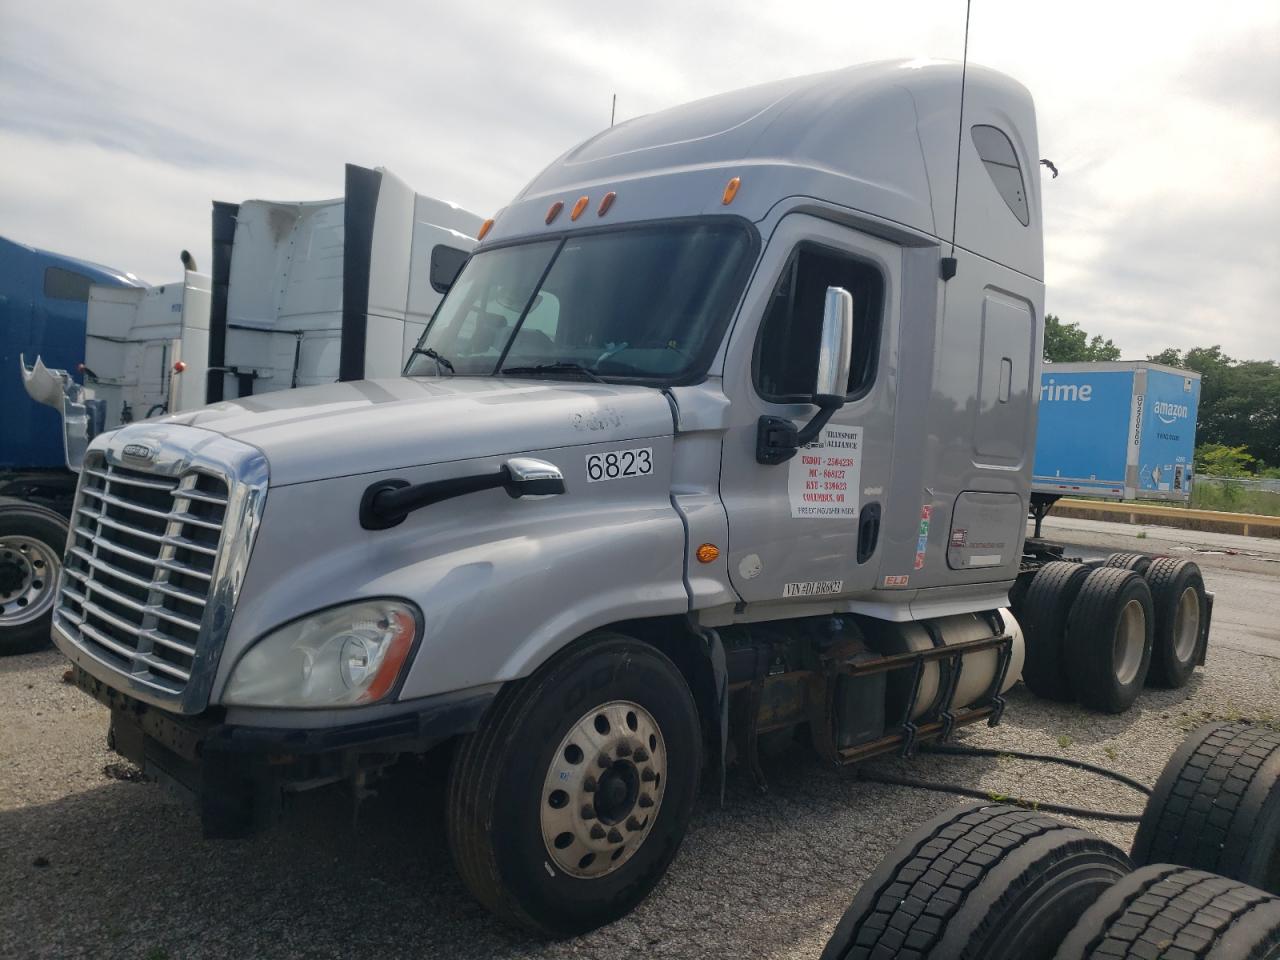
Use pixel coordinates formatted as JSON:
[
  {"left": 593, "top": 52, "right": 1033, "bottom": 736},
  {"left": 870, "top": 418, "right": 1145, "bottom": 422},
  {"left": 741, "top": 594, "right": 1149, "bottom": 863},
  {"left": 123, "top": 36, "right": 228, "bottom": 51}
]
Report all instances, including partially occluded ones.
[{"left": 404, "top": 220, "right": 754, "bottom": 383}]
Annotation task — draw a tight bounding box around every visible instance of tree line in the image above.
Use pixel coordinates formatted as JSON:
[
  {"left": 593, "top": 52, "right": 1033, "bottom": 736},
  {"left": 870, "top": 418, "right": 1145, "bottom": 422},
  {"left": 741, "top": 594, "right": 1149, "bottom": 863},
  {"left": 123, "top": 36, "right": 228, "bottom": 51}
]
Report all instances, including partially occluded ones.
[{"left": 1043, "top": 316, "right": 1280, "bottom": 477}]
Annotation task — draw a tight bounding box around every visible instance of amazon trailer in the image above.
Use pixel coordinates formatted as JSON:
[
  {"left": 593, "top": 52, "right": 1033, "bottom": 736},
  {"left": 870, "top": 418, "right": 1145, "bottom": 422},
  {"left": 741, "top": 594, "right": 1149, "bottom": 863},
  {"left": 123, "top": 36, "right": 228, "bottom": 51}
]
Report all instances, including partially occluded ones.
[{"left": 1031, "top": 360, "right": 1201, "bottom": 526}]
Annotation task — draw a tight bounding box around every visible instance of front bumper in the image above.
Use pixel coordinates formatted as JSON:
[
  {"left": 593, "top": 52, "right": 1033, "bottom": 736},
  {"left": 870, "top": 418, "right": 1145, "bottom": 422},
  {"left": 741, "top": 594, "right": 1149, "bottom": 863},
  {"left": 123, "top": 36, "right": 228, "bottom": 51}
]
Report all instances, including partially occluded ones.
[{"left": 73, "top": 665, "right": 496, "bottom": 837}]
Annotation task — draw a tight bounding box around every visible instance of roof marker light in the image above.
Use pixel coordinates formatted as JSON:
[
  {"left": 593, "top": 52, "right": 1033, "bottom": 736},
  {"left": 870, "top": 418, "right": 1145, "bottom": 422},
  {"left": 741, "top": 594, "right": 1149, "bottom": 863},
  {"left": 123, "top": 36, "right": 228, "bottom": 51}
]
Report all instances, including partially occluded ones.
[
  {"left": 545, "top": 201, "right": 564, "bottom": 224},
  {"left": 597, "top": 191, "right": 617, "bottom": 216},
  {"left": 477, "top": 218, "right": 495, "bottom": 241},
  {"left": 722, "top": 177, "right": 741, "bottom": 205},
  {"left": 570, "top": 196, "right": 590, "bottom": 221}
]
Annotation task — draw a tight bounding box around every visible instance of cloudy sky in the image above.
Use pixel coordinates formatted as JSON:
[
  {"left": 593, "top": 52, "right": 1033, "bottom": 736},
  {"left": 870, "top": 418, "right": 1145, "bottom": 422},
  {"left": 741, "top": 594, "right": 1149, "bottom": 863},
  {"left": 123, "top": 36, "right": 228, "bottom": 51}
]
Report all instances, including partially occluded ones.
[{"left": 2, "top": 1, "right": 1276, "bottom": 360}]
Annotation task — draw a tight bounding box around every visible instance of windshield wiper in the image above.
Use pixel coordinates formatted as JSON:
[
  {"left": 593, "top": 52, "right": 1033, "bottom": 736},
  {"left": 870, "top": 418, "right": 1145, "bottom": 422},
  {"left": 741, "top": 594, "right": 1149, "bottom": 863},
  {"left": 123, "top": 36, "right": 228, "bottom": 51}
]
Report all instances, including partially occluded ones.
[
  {"left": 409, "top": 346, "right": 454, "bottom": 375},
  {"left": 501, "top": 362, "right": 605, "bottom": 384}
]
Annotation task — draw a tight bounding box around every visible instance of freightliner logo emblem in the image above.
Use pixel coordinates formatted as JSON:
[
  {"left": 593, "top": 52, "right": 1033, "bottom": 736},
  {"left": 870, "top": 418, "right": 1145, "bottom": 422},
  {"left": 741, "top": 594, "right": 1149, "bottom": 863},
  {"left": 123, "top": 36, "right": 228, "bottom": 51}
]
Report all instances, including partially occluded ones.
[{"left": 122, "top": 443, "right": 155, "bottom": 461}]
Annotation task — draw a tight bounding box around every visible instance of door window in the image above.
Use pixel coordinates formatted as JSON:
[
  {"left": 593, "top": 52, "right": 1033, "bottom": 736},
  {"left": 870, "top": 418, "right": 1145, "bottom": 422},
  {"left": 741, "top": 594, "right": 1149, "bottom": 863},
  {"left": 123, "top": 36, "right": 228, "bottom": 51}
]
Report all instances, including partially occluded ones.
[{"left": 753, "top": 243, "right": 884, "bottom": 402}]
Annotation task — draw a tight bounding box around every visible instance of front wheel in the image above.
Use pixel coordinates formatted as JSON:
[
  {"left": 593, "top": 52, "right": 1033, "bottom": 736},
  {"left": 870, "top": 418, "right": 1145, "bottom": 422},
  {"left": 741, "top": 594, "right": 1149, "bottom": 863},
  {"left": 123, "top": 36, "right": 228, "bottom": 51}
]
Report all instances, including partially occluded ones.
[
  {"left": 446, "top": 633, "right": 702, "bottom": 936},
  {"left": 0, "top": 499, "right": 69, "bottom": 655}
]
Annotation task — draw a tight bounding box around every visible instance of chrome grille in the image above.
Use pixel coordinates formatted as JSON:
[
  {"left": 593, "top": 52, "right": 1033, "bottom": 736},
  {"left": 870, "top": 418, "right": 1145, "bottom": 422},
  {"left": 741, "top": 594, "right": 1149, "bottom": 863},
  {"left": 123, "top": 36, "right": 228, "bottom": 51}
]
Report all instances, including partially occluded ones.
[{"left": 58, "top": 451, "right": 229, "bottom": 694}]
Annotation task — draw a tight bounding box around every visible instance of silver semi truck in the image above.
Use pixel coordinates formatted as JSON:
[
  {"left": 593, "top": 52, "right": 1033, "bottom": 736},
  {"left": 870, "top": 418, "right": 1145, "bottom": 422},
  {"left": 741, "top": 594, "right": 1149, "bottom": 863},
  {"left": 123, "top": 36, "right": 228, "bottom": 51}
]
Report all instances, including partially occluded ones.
[{"left": 58, "top": 60, "right": 1066, "bottom": 934}]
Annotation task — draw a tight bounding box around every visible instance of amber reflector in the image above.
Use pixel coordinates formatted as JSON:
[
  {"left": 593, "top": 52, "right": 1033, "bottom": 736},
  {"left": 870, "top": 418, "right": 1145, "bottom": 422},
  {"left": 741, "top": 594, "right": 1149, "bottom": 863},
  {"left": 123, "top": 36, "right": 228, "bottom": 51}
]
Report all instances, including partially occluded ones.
[
  {"left": 570, "top": 196, "right": 590, "bottom": 221},
  {"left": 721, "top": 176, "right": 741, "bottom": 205},
  {"left": 597, "top": 191, "right": 617, "bottom": 216},
  {"left": 477, "top": 218, "right": 495, "bottom": 240},
  {"left": 696, "top": 543, "right": 720, "bottom": 564},
  {"left": 545, "top": 201, "right": 564, "bottom": 224}
]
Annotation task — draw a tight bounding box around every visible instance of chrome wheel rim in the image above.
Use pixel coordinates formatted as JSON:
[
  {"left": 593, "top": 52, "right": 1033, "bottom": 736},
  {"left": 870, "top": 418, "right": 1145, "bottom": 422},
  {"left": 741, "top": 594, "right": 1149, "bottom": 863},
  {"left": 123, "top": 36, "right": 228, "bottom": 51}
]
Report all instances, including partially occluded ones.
[
  {"left": 540, "top": 699, "right": 666, "bottom": 879},
  {"left": 1113, "top": 599, "right": 1146, "bottom": 686},
  {"left": 1173, "top": 586, "right": 1201, "bottom": 662},
  {"left": 0, "top": 536, "right": 59, "bottom": 626}
]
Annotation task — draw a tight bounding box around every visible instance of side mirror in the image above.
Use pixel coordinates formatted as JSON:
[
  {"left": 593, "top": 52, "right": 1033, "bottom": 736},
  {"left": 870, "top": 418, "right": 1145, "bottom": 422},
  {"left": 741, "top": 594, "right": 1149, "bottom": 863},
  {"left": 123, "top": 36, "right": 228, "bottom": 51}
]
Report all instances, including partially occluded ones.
[
  {"left": 504, "top": 457, "right": 566, "bottom": 498},
  {"left": 756, "top": 286, "right": 854, "bottom": 465},
  {"left": 813, "top": 287, "right": 854, "bottom": 406}
]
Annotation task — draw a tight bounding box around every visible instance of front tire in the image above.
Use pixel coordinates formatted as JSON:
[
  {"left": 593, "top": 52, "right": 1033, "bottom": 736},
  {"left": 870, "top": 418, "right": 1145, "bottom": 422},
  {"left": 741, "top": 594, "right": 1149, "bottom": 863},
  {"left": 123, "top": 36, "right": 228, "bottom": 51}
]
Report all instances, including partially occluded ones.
[
  {"left": 446, "top": 633, "right": 702, "bottom": 936},
  {"left": 0, "top": 499, "right": 69, "bottom": 656}
]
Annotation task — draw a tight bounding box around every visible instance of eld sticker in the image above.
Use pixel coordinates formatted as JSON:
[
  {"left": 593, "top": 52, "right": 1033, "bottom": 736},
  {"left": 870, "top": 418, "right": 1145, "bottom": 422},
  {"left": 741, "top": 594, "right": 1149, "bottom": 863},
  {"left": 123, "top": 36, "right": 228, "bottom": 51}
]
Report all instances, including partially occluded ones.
[
  {"left": 783, "top": 580, "right": 843, "bottom": 598},
  {"left": 788, "top": 425, "right": 862, "bottom": 519},
  {"left": 585, "top": 447, "right": 653, "bottom": 482},
  {"left": 883, "top": 575, "right": 910, "bottom": 587}
]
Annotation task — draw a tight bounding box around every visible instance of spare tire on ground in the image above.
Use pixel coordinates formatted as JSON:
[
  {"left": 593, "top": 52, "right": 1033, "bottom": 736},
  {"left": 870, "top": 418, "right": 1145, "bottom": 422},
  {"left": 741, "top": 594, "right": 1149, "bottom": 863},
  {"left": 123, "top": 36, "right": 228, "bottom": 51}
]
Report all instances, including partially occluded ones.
[
  {"left": 1054, "top": 864, "right": 1280, "bottom": 959},
  {"left": 1132, "top": 721, "right": 1280, "bottom": 894},
  {"left": 1020, "top": 561, "right": 1091, "bottom": 702},
  {"left": 820, "top": 802, "right": 1131, "bottom": 960},
  {"left": 1065, "top": 567, "right": 1154, "bottom": 714},
  {"left": 1104, "top": 552, "right": 1153, "bottom": 575},
  {"left": 1144, "top": 557, "right": 1208, "bottom": 688}
]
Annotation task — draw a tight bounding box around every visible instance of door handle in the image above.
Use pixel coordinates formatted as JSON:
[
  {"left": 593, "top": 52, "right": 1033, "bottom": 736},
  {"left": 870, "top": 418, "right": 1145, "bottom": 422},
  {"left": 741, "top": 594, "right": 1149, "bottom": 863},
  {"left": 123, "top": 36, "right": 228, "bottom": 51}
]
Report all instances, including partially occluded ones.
[{"left": 857, "top": 503, "right": 881, "bottom": 564}]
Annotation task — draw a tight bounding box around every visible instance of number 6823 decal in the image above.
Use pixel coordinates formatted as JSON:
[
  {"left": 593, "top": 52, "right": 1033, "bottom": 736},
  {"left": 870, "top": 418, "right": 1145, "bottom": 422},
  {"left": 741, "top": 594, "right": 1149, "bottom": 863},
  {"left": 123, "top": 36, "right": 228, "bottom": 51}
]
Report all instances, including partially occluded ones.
[{"left": 585, "top": 447, "right": 653, "bottom": 483}]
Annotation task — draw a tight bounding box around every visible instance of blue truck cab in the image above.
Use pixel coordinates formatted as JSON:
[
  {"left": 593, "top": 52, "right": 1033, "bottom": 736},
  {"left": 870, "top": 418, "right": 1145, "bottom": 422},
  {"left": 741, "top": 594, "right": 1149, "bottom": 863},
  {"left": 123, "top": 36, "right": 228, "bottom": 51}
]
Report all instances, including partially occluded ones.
[{"left": 1032, "top": 360, "right": 1202, "bottom": 503}]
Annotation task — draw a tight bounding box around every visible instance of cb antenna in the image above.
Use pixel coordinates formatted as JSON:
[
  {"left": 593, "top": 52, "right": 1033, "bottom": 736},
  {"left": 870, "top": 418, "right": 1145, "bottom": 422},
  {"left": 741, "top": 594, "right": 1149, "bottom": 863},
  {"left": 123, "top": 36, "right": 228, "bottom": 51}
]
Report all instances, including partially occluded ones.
[
  {"left": 947, "top": 0, "right": 972, "bottom": 263},
  {"left": 610, "top": 93, "right": 617, "bottom": 127}
]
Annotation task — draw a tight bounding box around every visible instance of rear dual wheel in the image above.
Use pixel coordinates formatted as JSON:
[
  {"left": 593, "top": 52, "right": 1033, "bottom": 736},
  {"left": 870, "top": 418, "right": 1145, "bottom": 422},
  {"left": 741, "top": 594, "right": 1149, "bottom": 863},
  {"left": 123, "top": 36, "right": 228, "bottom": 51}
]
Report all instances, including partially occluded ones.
[
  {"left": 1068, "top": 568, "right": 1154, "bottom": 714},
  {"left": 0, "top": 499, "right": 68, "bottom": 656},
  {"left": 446, "top": 633, "right": 701, "bottom": 936}
]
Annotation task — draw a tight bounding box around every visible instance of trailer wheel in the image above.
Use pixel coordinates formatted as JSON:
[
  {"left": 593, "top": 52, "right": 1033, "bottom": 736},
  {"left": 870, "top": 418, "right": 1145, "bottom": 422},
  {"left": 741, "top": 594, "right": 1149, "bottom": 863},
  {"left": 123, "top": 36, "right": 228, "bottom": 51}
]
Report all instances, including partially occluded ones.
[
  {"left": 820, "top": 802, "right": 1130, "bottom": 960},
  {"left": 1055, "top": 864, "right": 1280, "bottom": 960},
  {"left": 1103, "top": 552, "right": 1152, "bottom": 575},
  {"left": 1066, "top": 568, "right": 1153, "bottom": 714},
  {"left": 1020, "top": 561, "right": 1091, "bottom": 702},
  {"left": 1132, "top": 722, "right": 1280, "bottom": 893},
  {"left": 446, "top": 633, "right": 701, "bottom": 936},
  {"left": 0, "top": 499, "right": 68, "bottom": 656},
  {"left": 1144, "top": 557, "right": 1207, "bottom": 688}
]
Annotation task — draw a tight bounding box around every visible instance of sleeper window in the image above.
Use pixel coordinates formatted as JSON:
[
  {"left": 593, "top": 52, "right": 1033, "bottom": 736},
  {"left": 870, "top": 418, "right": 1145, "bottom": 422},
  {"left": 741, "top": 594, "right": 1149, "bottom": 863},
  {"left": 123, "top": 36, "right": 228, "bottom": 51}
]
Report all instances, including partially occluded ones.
[
  {"left": 971, "top": 124, "right": 1029, "bottom": 226},
  {"left": 43, "top": 267, "right": 93, "bottom": 302},
  {"left": 754, "top": 244, "right": 883, "bottom": 402}
]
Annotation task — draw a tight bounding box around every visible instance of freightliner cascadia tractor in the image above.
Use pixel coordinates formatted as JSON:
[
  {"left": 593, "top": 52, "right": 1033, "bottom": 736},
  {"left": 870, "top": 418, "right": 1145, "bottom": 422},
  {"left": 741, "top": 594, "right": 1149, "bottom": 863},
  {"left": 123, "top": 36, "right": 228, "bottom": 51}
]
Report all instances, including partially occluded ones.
[{"left": 51, "top": 61, "right": 1209, "bottom": 935}]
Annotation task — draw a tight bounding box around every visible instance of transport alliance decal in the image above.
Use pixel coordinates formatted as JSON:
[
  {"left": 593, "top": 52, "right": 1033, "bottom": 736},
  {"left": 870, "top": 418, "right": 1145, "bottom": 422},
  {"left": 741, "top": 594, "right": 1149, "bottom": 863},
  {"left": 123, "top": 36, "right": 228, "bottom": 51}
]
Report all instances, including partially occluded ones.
[{"left": 788, "top": 425, "right": 862, "bottom": 518}]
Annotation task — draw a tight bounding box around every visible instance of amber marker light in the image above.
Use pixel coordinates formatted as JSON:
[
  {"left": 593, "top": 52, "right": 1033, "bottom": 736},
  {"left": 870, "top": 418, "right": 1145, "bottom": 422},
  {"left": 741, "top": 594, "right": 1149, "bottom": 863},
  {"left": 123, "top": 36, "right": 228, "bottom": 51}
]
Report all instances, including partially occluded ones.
[
  {"left": 477, "top": 218, "right": 495, "bottom": 241},
  {"left": 597, "top": 191, "right": 617, "bottom": 216},
  {"left": 545, "top": 200, "right": 564, "bottom": 224},
  {"left": 696, "top": 543, "right": 720, "bottom": 564},
  {"left": 722, "top": 176, "right": 741, "bottom": 205},
  {"left": 173, "top": 360, "right": 187, "bottom": 373},
  {"left": 359, "top": 608, "right": 417, "bottom": 704},
  {"left": 570, "top": 195, "right": 590, "bottom": 220}
]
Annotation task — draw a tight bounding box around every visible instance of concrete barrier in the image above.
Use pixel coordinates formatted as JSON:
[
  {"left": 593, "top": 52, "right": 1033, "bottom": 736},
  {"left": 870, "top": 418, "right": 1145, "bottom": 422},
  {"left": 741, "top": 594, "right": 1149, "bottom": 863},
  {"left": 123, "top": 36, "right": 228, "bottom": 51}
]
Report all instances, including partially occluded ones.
[{"left": 1051, "top": 499, "right": 1280, "bottom": 539}]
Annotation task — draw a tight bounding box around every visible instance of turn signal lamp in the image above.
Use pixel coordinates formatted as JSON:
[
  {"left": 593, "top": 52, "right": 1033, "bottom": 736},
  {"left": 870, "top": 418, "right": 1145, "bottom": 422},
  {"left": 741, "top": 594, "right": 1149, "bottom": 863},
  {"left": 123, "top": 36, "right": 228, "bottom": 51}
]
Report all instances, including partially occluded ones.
[
  {"left": 546, "top": 200, "right": 564, "bottom": 224},
  {"left": 696, "top": 543, "right": 720, "bottom": 564},
  {"left": 722, "top": 176, "right": 741, "bottom": 205},
  {"left": 597, "top": 191, "right": 617, "bottom": 216},
  {"left": 570, "top": 195, "right": 590, "bottom": 221},
  {"left": 477, "top": 218, "right": 495, "bottom": 241},
  {"left": 173, "top": 360, "right": 187, "bottom": 373}
]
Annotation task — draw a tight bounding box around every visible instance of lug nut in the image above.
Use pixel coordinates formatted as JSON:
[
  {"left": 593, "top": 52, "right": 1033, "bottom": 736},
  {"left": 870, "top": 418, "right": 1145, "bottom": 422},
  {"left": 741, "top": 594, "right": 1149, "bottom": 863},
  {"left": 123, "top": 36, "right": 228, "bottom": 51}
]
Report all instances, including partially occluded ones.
[
  {"left": 581, "top": 804, "right": 596, "bottom": 820},
  {"left": 583, "top": 776, "right": 597, "bottom": 793},
  {"left": 638, "top": 794, "right": 654, "bottom": 809},
  {"left": 626, "top": 816, "right": 644, "bottom": 832},
  {"left": 607, "top": 828, "right": 623, "bottom": 844},
  {"left": 590, "top": 824, "right": 606, "bottom": 840},
  {"left": 633, "top": 748, "right": 649, "bottom": 762},
  {"left": 616, "top": 741, "right": 633, "bottom": 757},
  {"left": 641, "top": 768, "right": 656, "bottom": 783},
  {"left": 597, "top": 753, "right": 612, "bottom": 768}
]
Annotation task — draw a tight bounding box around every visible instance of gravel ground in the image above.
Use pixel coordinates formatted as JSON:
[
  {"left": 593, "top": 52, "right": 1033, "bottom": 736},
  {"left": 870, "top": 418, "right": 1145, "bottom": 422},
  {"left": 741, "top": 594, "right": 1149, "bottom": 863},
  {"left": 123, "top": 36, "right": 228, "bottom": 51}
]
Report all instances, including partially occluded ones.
[{"left": 2, "top": 518, "right": 1278, "bottom": 960}]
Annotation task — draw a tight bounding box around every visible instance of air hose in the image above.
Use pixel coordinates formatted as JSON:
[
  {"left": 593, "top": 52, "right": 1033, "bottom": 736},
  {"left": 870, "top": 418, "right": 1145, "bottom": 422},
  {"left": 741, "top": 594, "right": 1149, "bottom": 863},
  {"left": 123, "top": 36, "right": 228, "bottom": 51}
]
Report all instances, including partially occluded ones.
[{"left": 856, "top": 742, "right": 1151, "bottom": 824}]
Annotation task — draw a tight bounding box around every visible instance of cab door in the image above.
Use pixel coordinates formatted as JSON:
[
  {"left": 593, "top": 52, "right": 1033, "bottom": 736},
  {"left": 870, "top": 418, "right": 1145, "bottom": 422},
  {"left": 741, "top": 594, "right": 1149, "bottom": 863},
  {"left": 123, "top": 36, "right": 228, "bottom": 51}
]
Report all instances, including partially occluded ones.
[{"left": 718, "top": 214, "right": 901, "bottom": 604}]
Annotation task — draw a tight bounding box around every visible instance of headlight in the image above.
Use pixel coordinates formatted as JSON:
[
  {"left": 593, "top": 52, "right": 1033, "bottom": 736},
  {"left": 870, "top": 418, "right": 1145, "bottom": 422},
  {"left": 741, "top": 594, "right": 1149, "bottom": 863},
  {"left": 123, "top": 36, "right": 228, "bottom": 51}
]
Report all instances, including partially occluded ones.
[{"left": 222, "top": 599, "right": 419, "bottom": 708}]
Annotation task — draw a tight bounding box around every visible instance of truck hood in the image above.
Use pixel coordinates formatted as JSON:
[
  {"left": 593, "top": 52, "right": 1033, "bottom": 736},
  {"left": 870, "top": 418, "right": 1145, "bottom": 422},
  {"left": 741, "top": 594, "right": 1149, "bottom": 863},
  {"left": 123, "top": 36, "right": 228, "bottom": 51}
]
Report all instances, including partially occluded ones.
[{"left": 156, "top": 377, "right": 675, "bottom": 486}]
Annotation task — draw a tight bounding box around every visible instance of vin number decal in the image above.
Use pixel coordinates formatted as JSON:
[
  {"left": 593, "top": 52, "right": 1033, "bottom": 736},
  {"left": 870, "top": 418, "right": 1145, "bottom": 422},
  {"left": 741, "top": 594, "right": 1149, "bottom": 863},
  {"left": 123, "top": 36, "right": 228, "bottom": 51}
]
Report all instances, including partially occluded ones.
[{"left": 586, "top": 447, "right": 653, "bottom": 483}]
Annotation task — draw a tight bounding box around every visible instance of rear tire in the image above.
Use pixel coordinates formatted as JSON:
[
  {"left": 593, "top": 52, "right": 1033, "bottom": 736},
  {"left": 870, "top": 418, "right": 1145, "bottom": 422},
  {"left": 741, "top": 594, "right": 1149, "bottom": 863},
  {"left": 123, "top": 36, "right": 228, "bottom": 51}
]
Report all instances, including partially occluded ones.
[
  {"left": 0, "top": 498, "right": 68, "bottom": 656},
  {"left": 1066, "top": 568, "right": 1153, "bottom": 714},
  {"left": 1104, "top": 552, "right": 1152, "bottom": 575},
  {"left": 446, "top": 633, "right": 702, "bottom": 936},
  {"left": 1020, "top": 561, "right": 1091, "bottom": 702},
  {"left": 820, "top": 802, "right": 1131, "bottom": 960},
  {"left": 1131, "top": 721, "right": 1280, "bottom": 894},
  {"left": 1054, "top": 864, "right": 1280, "bottom": 960},
  {"left": 1144, "top": 557, "right": 1207, "bottom": 688}
]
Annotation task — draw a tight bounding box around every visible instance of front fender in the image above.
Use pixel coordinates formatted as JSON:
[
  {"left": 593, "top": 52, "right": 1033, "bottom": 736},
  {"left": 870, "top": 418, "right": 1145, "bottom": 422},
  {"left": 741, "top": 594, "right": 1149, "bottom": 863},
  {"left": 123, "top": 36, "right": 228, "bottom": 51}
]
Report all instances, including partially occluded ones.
[{"left": 212, "top": 437, "right": 687, "bottom": 703}]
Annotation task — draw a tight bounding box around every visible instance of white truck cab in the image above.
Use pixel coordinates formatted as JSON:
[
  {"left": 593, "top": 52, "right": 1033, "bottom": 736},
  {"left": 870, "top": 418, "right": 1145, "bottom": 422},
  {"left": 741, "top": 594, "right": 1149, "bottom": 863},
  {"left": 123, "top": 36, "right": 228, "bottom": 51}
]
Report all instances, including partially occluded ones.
[{"left": 55, "top": 61, "right": 1046, "bottom": 936}]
